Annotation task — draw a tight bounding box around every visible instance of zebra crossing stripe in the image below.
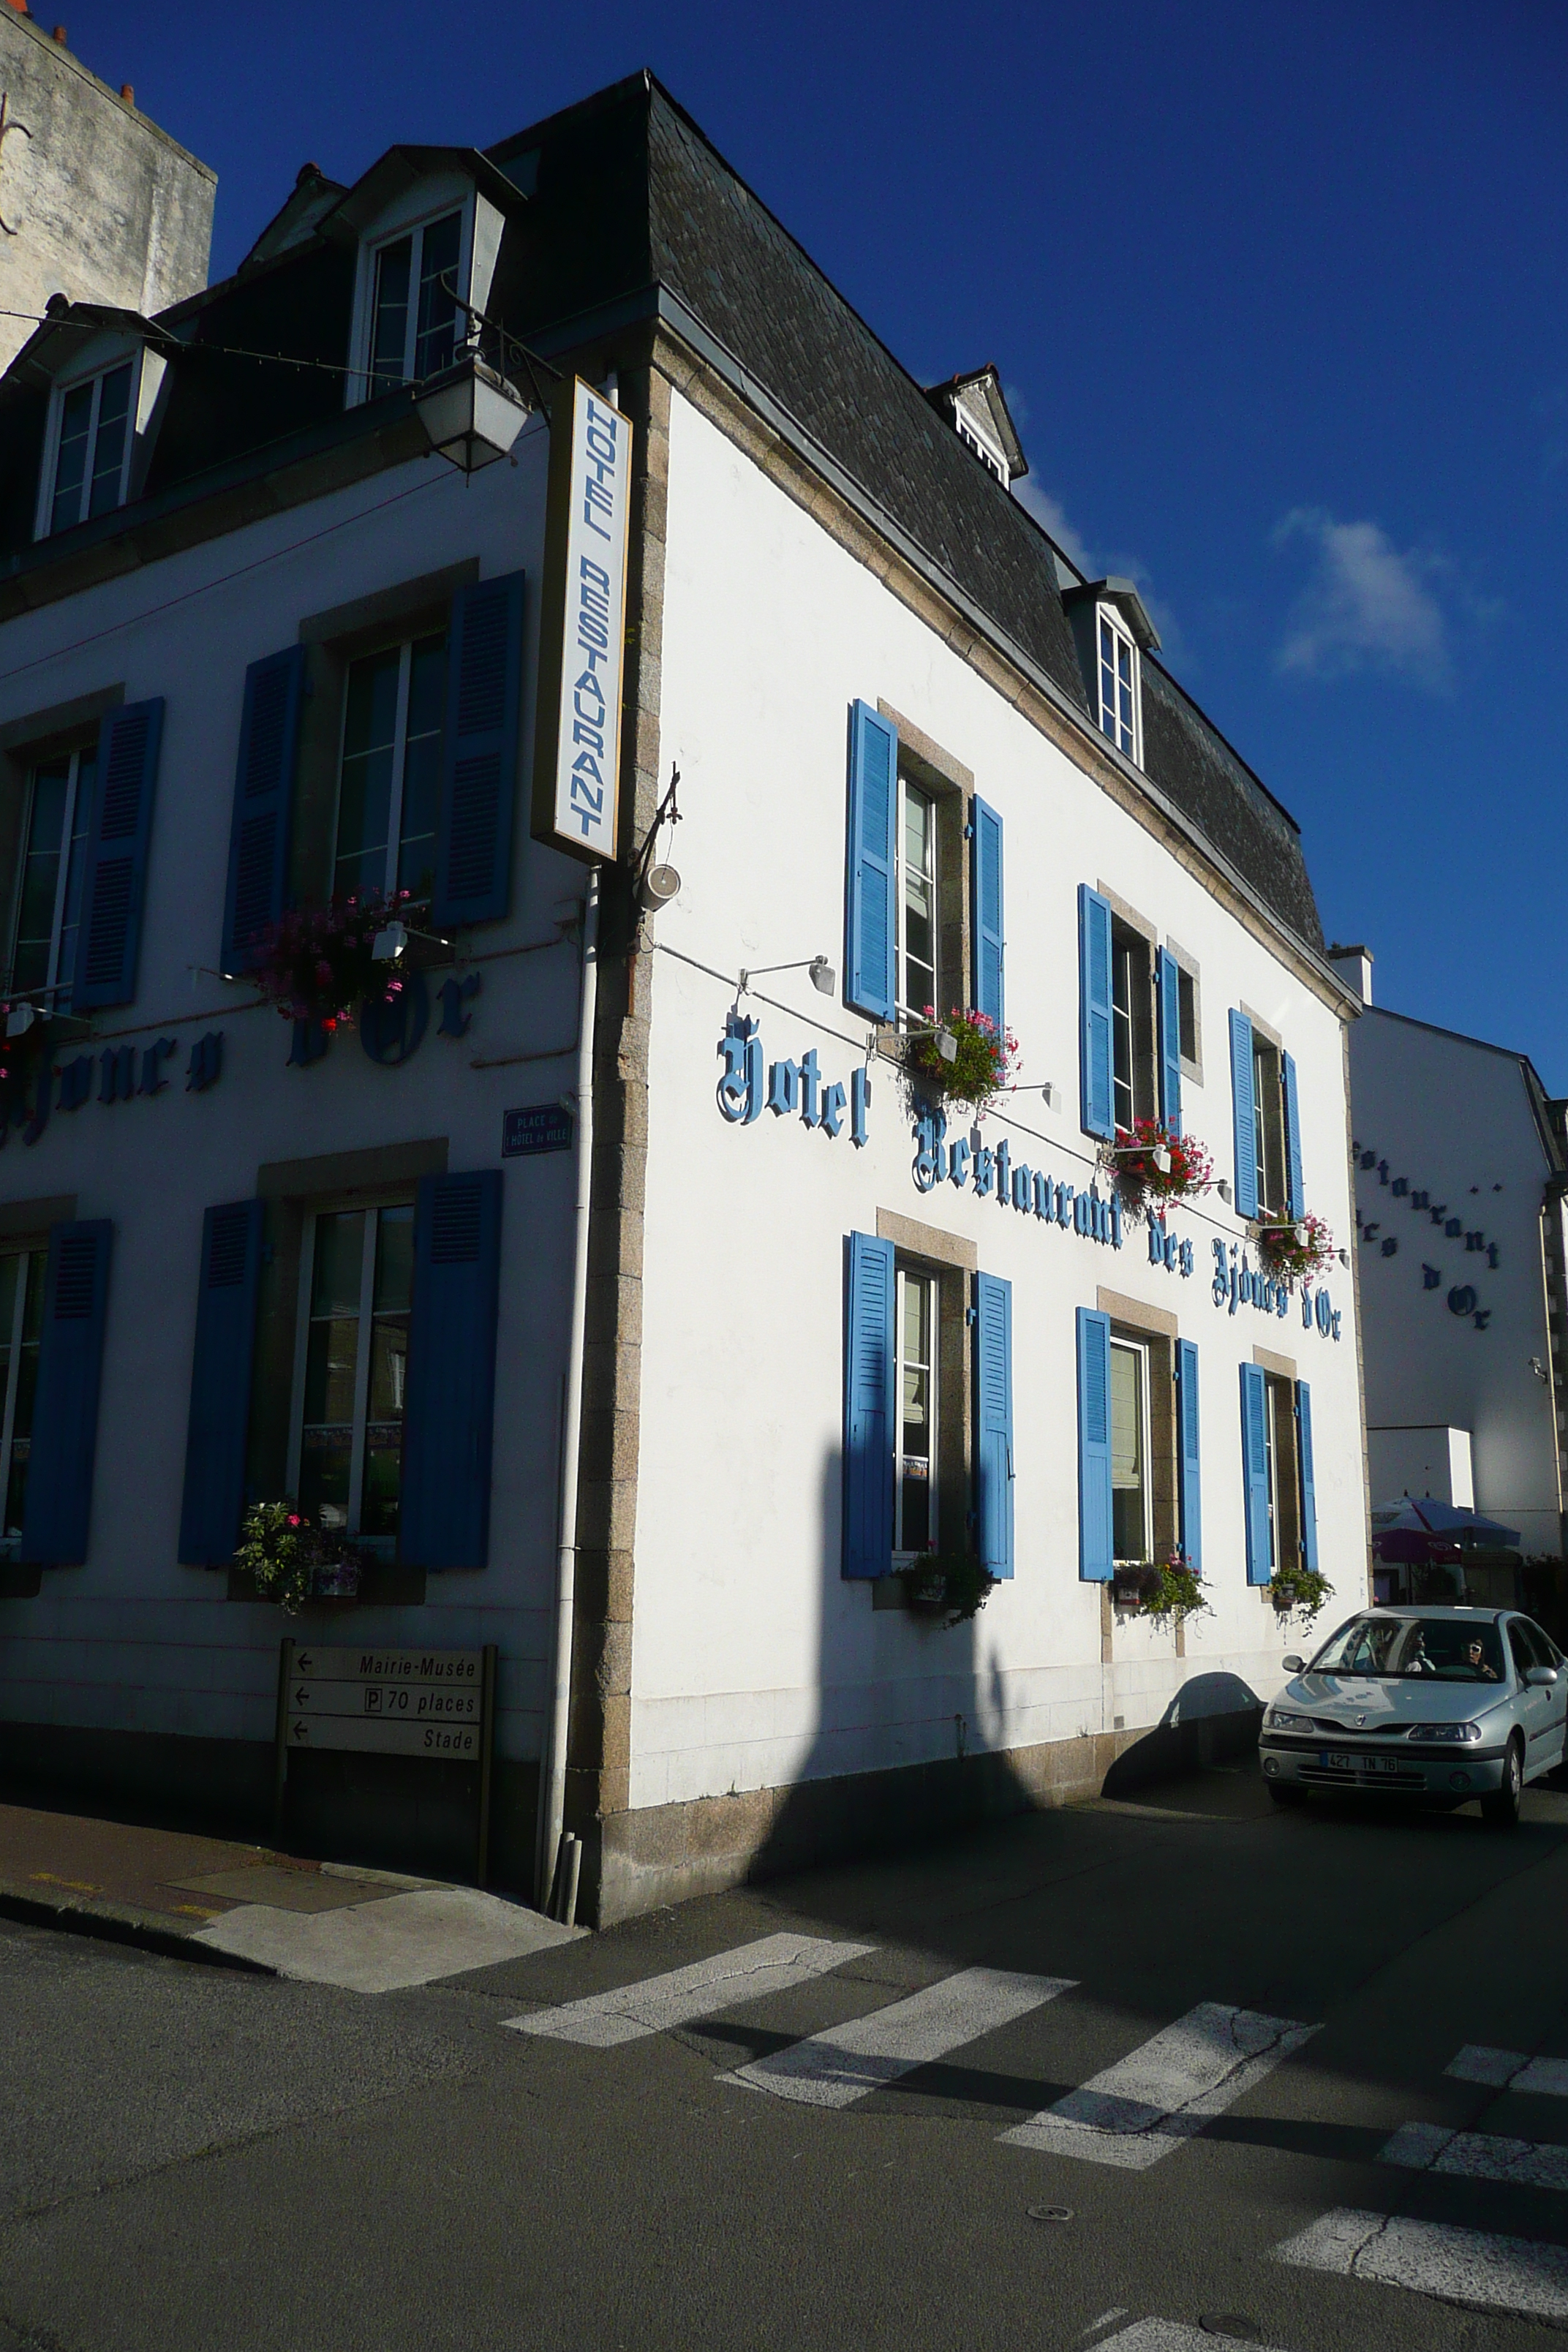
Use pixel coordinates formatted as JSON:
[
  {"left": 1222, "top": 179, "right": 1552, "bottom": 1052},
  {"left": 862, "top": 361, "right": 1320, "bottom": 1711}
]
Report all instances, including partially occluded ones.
[
  {"left": 1380, "top": 2119, "right": 1568, "bottom": 2191},
  {"left": 999, "top": 2002, "right": 1318, "bottom": 2169},
  {"left": 1447, "top": 2044, "right": 1568, "bottom": 2097},
  {"left": 1096, "top": 2325, "right": 1289, "bottom": 2352},
  {"left": 503, "top": 1933, "right": 875, "bottom": 2047},
  {"left": 1273, "top": 2208, "right": 1568, "bottom": 2318},
  {"left": 725, "top": 1966, "right": 1074, "bottom": 2108}
]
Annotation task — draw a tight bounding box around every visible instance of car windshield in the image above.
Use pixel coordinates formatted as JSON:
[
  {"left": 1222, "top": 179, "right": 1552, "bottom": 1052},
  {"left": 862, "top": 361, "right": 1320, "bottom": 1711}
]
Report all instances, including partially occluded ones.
[{"left": 1308, "top": 1615, "right": 1506, "bottom": 1683}]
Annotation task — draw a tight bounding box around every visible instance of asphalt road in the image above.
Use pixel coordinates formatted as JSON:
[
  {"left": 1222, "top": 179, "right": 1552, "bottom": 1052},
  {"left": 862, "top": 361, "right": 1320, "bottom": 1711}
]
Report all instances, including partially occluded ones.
[{"left": 5, "top": 1766, "right": 1568, "bottom": 2351}]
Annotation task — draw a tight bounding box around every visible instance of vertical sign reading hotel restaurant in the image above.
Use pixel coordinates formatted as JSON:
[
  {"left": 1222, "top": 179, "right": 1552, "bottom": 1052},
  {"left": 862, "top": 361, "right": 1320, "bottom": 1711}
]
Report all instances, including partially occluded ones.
[{"left": 531, "top": 376, "right": 633, "bottom": 864}]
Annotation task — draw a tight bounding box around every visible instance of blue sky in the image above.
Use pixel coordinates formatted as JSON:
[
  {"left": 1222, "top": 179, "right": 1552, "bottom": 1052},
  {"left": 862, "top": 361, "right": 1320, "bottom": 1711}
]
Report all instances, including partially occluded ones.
[{"left": 54, "top": 1, "right": 1568, "bottom": 1077}]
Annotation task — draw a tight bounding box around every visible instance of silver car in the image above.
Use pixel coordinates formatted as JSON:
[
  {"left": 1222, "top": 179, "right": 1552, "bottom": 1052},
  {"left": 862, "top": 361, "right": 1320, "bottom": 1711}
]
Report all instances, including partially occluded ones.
[{"left": 1259, "top": 1606, "right": 1567, "bottom": 1827}]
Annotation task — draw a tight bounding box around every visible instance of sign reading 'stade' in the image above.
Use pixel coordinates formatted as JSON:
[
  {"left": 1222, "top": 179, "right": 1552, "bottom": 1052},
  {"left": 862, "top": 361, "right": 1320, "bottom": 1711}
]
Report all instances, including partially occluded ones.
[{"left": 531, "top": 375, "right": 633, "bottom": 864}]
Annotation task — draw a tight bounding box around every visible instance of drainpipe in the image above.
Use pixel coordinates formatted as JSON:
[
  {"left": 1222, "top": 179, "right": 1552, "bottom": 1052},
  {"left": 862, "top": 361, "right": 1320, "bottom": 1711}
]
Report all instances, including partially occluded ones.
[{"left": 537, "top": 866, "right": 599, "bottom": 1915}]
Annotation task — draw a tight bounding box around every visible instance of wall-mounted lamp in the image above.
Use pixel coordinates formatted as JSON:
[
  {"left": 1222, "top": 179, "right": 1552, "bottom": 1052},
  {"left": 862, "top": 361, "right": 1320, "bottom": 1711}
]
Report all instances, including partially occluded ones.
[
  {"left": 638, "top": 863, "right": 682, "bottom": 913},
  {"left": 1040, "top": 1082, "right": 1057, "bottom": 1109},
  {"left": 415, "top": 355, "right": 532, "bottom": 473},
  {"left": 372, "top": 922, "right": 408, "bottom": 962},
  {"left": 738, "top": 954, "right": 836, "bottom": 998},
  {"left": 1215, "top": 1177, "right": 1232, "bottom": 1205},
  {"left": 4, "top": 1003, "right": 37, "bottom": 1039}
]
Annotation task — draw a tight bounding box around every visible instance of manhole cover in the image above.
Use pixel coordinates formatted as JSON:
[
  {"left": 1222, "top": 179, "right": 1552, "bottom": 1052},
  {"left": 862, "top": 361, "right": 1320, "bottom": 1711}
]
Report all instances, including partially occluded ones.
[
  {"left": 1199, "top": 2318, "right": 1263, "bottom": 2342},
  {"left": 1026, "top": 2203, "right": 1074, "bottom": 2223}
]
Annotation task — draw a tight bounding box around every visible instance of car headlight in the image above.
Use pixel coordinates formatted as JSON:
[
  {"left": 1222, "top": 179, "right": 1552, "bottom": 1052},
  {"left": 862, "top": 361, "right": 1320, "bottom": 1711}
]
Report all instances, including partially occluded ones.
[
  {"left": 1406, "top": 1722, "right": 1484, "bottom": 1744},
  {"left": 1264, "top": 1707, "right": 1310, "bottom": 1731}
]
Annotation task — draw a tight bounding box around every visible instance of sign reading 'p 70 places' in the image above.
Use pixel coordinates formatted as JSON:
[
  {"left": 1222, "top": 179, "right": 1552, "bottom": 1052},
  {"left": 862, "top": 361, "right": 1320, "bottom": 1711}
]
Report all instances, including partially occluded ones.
[{"left": 531, "top": 374, "right": 633, "bottom": 864}]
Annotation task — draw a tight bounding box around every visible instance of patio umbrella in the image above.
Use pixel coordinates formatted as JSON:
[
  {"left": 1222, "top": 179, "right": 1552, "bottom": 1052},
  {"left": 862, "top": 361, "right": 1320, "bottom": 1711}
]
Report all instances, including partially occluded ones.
[{"left": 1371, "top": 1495, "right": 1520, "bottom": 1561}]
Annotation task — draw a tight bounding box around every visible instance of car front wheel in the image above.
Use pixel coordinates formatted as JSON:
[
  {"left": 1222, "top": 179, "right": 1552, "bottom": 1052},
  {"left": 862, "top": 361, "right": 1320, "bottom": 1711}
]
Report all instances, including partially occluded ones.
[{"left": 1481, "top": 1738, "right": 1524, "bottom": 1829}]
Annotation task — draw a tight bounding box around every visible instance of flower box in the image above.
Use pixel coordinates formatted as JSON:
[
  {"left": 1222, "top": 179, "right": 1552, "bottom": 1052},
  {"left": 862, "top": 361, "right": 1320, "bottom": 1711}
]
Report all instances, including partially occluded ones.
[
  {"left": 1107, "top": 1120, "right": 1213, "bottom": 1217},
  {"left": 1253, "top": 1212, "right": 1335, "bottom": 1287},
  {"left": 897, "top": 1553, "right": 999, "bottom": 1627},
  {"left": 901, "top": 1007, "right": 1019, "bottom": 1117}
]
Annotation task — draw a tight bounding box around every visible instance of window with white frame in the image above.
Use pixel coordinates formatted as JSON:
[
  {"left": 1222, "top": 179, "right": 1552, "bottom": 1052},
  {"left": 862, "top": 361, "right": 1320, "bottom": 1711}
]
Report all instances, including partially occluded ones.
[
  {"left": 894, "top": 1266, "right": 938, "bottom": 1558},
  {"left": 957, "top": 416, "right": 1006, "bottom": 483},
  {"left": 367, "top": 209, "right": 463, "bottom": 391},
  {"left": 290, "top": 1203, "right": 414, "bottom": 1544},
  {"left": 1110, "top": 1334, "right": 1151, "bottom": 1563},
  {"left": 46, "top": 359, "right": 135, "bottom": 536},
  {"left": 10, "top": 742, "right": 98, "bottom": 1007},
  {"left": 896, "top": 774, "right": 938, "bottom": 1022},
  {"left": 334, "top": 631, "right": 448, "bottom": 902},
  {"left": 1110, "top": 919, "right": 1156, "bottom": 1134},
  {"left": 1098, "top": 607, "right": 1139, "bottom": 762},
  {"left": 1251, "top": 1036, "right": 1288, "bottom": 1216},
  {"left": 1261, "top": 1373, "right": 1301, "bottom": 1575},
  {"left": 0, "top": 1247, "right": 46, "bottom": 1548}
]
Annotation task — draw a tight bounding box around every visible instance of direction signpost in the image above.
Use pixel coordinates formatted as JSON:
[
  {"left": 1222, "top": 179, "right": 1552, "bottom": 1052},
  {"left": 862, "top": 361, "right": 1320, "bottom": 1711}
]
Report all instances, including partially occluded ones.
[{"left": 272, "top": 1639, "right": 499, "bottom": 1882}]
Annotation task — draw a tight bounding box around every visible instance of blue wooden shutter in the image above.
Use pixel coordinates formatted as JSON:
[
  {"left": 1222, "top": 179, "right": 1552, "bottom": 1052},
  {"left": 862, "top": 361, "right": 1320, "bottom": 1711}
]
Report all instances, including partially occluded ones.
[
  {"left": 1240, "top": 1362, "right": 1271, "bottom": 1585},
  {"left": 843, "top": 1230, "right": 895, "bottom": 1578},
  {"left": 844, "top": 702, "right": 897, "bottom": 1022},
  {"left": 1079, "top": 885, "right": 1114, "bottom": 1139},
  {"left": 18, "top": 1220, "right": 112, "bottom": 1567},
  {"left": 1296, "top": 1380, "right": 1319, "bottom": 1574},
  {"left": 1077, "top": 1305, "right": 1113, "bottom": 1581},
  {"left": 434, "top": 572, "right": 524, "bottom": 929},
  {"left": 1157, "top": 948, "right": 1183, "bottom": 1136},
  {"left": 1282, "top": 1050, "right": 1305, "bottom": 1220},
  {"left": 1176, "top": 1337, "right": 1202, "bottom": 1574},
  {"left": 221, "top": 649, "right": 304, "bottom": 974},
  {"left": 1229, "top": 1009, "right": 1259, "bottom": 1221},
  {"left": 399, "top": 1170, "right": 503, "bottom": 1569},
  {"left": 75, "top": 699, "right": 163, "bottom": 1010},
  {"left": 973, "top": 1270, "right": 1014, "bottom": 1580},
  {"left": 177, "top": 1200, "right": 263, "bottom": 1566},
  {"left": 970, "top": 796, "right": 1005, "bottom": 1034}
]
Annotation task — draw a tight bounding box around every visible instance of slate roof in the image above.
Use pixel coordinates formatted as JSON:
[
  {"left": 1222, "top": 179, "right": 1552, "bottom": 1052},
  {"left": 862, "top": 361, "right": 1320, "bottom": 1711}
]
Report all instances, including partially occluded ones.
[{"left": 0, "top": 69, "right": 1324, "bottom": 957}]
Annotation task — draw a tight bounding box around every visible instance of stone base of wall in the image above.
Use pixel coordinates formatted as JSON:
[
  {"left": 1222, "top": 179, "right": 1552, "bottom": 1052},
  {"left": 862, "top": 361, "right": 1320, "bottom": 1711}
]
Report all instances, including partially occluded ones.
[{"left": 594, "top": 1703, "right": 1262, "bottom": 1926}]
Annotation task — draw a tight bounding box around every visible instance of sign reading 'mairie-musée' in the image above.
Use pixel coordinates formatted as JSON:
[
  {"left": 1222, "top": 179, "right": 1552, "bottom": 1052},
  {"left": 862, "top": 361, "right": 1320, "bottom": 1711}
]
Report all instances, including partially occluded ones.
[{"left": 531, "top": 376, "right": 633, "bottom": 865}]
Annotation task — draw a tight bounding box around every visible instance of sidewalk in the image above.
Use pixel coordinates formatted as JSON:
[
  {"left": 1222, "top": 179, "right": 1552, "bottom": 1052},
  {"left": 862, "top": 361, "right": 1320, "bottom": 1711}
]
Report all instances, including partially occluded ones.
[{"left": 0, "top": 1800, "right": 582, "bottom": 1992}]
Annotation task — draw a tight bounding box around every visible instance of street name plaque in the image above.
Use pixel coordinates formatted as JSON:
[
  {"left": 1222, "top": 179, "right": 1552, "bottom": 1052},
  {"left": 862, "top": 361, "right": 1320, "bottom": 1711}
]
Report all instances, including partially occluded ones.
[{"left": 273, "top": 1640, "right": 498, "bottom": 1880}]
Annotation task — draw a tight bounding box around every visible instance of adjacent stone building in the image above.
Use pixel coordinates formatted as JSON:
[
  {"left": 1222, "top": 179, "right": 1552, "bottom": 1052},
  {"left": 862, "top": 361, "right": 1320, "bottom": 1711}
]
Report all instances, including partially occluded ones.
[{"left": 0, "top": 4, "right": 214, "bottom": 371}]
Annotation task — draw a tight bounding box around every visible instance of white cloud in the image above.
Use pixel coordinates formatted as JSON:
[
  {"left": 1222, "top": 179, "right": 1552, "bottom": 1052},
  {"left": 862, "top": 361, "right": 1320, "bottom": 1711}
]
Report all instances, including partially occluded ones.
[
  {"left": 1011, "top": 476, "right": 1095, "bottom": 576},
  {"left": 1273, "top": 509, "right": 1450, "bottom": 689}
]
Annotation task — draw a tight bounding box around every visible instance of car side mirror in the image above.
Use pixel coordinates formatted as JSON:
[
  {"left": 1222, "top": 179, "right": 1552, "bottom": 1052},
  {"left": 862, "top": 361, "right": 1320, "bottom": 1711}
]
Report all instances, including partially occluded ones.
[
  {"left": 1527, "top": 1665, "right": 1558, "bottom": 1687},
  {"left": 1281, "top": 1654, "right": 1305, "bottom": 1673}
]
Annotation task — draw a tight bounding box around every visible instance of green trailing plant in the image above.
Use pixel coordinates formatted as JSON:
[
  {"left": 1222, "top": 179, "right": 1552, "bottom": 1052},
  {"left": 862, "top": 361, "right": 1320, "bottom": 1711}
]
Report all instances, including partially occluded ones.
[
  {"left": 900, "top": 1553, "right": 999, "bottom": 1629},
  {"left": 235, "top": 1501, "right": 368, "bottom": 1615},
  {"left": 1269, "top": 1561, "right": 1333, "bottom": 1622},
  {"left": 1117, "top": 1555, "right": 1210, "bottom": 1626},
  {"left": 902, "top": 1006, "right": 1020, "bottom": 1115}
]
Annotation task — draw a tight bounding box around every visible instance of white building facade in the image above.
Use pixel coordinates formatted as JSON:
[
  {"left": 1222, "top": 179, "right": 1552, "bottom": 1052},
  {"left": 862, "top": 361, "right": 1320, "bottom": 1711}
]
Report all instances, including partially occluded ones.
[
  {"left": 1334, "top": 954, "right": 1568, "bottom": 1582},
  {"left": 0, "top": 75, "right": 1368, "bottom": 1922}
]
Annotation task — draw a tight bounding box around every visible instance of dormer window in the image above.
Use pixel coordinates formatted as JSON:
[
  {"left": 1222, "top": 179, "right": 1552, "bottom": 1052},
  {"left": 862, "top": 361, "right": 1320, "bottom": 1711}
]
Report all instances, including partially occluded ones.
[
  {"left": 344, "top": 164, "right": 508, "bottom": 407},
  {"left": 1098, "top": 607, "right": 1139, "bottom": 762},
  {"left": 956, "top": 415, "right": 1006, "bottom": 485},
  {"left": 369, "top": 208, "right": 464, "bottom": 391},
  {"left": 1063, "top": 581, "right": 1159, "bottom": 773},
  {"left": 45, "top": 359, "right": 134, "bottom": 536}
]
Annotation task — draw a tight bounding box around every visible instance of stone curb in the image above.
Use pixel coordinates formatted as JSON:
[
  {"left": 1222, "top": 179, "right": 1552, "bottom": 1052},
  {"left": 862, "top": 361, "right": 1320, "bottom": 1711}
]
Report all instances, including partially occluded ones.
[{"left": 0, "top": 1878, "right": 277, "bottom": 1974}]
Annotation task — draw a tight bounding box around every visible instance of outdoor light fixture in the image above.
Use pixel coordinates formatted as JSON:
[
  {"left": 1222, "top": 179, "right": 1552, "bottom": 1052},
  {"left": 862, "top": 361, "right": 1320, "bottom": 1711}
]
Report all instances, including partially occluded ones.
[
  {"left": 372, "top": 922, "right": 409, "bottom": 962},
  {"left": 637, "top": 863, "right": 682, "bottom": 913},
  {"left": 414, "top": 355, "right": 532, "bottom": 473},
  {"left": 1216, "top": 1177, "right": 1232, "bottom": 1205},
  {"left": 4, "top": 1003, "right": 36, "bottom": 1039},
  {"left": 737, "top": 954, "right": 837, "bottom": 997}
]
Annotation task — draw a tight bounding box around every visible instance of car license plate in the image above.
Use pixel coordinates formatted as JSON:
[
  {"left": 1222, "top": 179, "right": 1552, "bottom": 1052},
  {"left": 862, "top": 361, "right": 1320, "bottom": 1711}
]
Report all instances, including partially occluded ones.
[{"left": 1320, "top": 1749, "right": 1402, "bottom": 1774}]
